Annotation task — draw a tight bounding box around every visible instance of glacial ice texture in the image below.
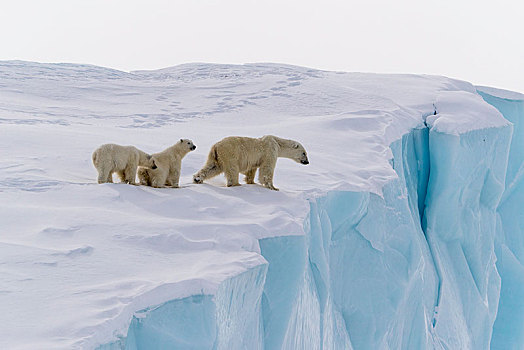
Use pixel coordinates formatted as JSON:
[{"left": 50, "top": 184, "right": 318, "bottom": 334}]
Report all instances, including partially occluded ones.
[{"left": 478, "top": 89, "right": 524, "bottom": 349}]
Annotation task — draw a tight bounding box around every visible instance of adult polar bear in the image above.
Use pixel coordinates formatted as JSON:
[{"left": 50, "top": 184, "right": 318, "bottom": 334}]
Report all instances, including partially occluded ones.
[{"left": 193, "top": 135, "right": 309, "bottom": 191}]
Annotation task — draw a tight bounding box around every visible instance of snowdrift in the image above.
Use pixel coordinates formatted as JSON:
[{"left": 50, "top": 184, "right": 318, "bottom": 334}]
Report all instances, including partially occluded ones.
[{"left": 0, "top": 61, "right": 522, "bottom": 349}]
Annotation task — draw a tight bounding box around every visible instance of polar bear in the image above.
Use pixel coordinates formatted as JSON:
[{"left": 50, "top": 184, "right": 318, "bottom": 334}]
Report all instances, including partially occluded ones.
[
  {"left": 193, "top": 135, "right": 309, "bottom": 190},
  {"left": 92, "top": 144, "right": 156, "bottom": 185},
  {"left": 138, "top": 139, "right": 196, "bottom": 188}
]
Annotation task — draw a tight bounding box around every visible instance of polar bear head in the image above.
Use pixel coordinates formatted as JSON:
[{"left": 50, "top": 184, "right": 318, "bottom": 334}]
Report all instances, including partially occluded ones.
[
  {"left": 291, "top": 142, "right": 309, "bottom": 165},
  {"left": 180, "top": 139, "right": 197, "bottom": 151},
  {"left": 146, "top": 154, "right": 158, "bottom": 169},
  {"left": 280, "top": 141, "right": 309, "bottom": 165},
  {"left": 142, "top": 154, "right": 157, "bottom": 169}
]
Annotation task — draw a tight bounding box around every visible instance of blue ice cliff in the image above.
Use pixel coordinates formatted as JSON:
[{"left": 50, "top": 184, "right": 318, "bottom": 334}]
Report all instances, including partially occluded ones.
[
  {"left": 102, "top": 89, "right": 521, "bottom": 349},
  {"left": 478, "top": 87, "right": 524, "bottom": 349}
]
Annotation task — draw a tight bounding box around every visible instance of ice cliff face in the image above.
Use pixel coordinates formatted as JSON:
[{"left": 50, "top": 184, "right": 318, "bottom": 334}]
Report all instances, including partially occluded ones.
[
  {"left": 0, "top": 61, "right": 522, "bottom": 349},
  {"left": 102, "top": 90, "right": 519, "bottom": 349},
  {"left": 120, "top": 125, "right": 515, "bottom": 350},
  {"left": 477, "top": 87, "right": 524, "bottom": 350}
]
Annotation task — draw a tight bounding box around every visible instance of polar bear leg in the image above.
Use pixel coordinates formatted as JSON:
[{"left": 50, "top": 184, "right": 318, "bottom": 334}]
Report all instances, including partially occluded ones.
[
  {"left": 224, "top": 165, "right": 240, "bottom": 187},
  {"left": 151, "top": 168, "right": 168, "bottom": 188},
  {"left": 137, "top": 167, "right": 151, "bottom": 186},
  {"left": 97, "top": 167, "right": 111, "bottom": 184},
  {"left": 98, "top": 172, "right": 111, "bottom": 184},
  {"left": 95, "top": 158, "right": 114, "bottom": 184},
  {"left": 166, "top": 168, "right": 180, "bottom": 188},
  {"left": 194, "top": 163, "right": 222, "bottom": 183},
  {"left": 259, "top": 162, "right": 278, "bottom": 191},
  {"left": 243, "top": 168, "right": 257, "bottom": 184},
  {"left": 102, "top": 169, "right": 115, "bottom": 183},
  {"left": 124, "top": 164, "right": 137, "bottom": 185}
]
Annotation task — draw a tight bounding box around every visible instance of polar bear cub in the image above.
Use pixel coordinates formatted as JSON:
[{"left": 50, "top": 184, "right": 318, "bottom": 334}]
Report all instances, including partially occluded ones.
[
  {"left": 92, "top": 144, "right": 156, "bottom": 184},
  {"left": 138, "top": 139, "right": 196, "bottom": 188},
  {"left": 193, "top": 135, "right": 309, "bottom": 190}
]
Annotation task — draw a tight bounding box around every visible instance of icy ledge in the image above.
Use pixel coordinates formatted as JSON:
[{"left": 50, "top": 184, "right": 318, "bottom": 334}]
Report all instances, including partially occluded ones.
[{"left": 101, "top": 109, "right": 517, "bottom": 349}]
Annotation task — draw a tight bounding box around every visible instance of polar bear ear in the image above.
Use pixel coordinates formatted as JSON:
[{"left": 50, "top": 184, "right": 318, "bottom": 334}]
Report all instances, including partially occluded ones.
[
  {"left": 180, "top": 139, "right": 184, "bottom": 143},
  {"left": 292, "top": 143, "right": 299, "bottom": 149}
]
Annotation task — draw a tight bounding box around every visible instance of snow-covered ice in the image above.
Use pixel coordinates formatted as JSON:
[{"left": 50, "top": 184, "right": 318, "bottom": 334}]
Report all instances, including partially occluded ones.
[{"left": 0, "top": 61, "right": 521, "bottom": 349}]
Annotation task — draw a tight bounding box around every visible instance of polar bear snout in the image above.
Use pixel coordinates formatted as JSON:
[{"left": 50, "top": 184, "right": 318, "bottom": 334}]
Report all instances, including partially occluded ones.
[
  {"left": 193, "top": 175, "right": 203, "bottom": 184},
  {"left": 299, "top": 152, "right": 309, "bottom": 165},
  {"left": 147, "top": 156, "right": 158, "bottom": 169},
  {"left": 191, "top": 145, "right": 196, "bottom": 151}
]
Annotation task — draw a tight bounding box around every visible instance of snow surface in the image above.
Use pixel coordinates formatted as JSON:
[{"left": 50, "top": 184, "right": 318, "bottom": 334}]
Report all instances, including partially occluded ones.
[
  {"left": 477, "top": 85, "right": 524, "bottom": 101},
  {"left": 426, "top": 90, "right": 508, "bottom": 134},
  {"left": 0, "top": 61, "right": 519, "bottom": 349}
]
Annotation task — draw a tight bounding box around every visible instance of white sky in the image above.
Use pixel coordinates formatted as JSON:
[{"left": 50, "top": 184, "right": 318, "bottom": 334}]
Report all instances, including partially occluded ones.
[{"left": 1, "top": 0, "right": 523, "bottom": 93}]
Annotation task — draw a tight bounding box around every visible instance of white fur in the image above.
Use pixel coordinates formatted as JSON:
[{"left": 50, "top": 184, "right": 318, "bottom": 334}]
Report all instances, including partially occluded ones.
[
  {"left": 193, "top": 135, "right": 309, "bottom": 191},
  {"left": 92, "top": 144, "right": 154, "bottom": 185},
  {"left": 138, "top": 139, "right": 196, "bottom": 188}
]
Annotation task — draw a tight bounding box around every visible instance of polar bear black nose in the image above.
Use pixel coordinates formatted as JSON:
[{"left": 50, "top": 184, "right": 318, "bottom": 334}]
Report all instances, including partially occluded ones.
[
  {"left": 152, "top": 164, "right": 158, "bottom": 169},
  {"left": 191, "top": 145, "right": 196, "bottom": 150},
  {"left": 301, "top": 160, "right": 309, "bottom": 165}
]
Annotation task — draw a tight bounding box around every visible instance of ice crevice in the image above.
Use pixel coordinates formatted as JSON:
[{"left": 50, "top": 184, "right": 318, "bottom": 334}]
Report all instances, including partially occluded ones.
[
  {"left": 254, "top": 123, "right": 441, "bottom": 349},
  {"left": 100, "top": 92, "right": 520, "bottom": 349}
]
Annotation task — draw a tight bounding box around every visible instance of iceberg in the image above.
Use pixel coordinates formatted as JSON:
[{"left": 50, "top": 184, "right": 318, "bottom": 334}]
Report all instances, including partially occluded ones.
[
  {"left": 477, "top": 87, "right": 524, "bottom": 350},
  {"left": 0, "top": 61, "right": 522, "bottom": 349}
]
